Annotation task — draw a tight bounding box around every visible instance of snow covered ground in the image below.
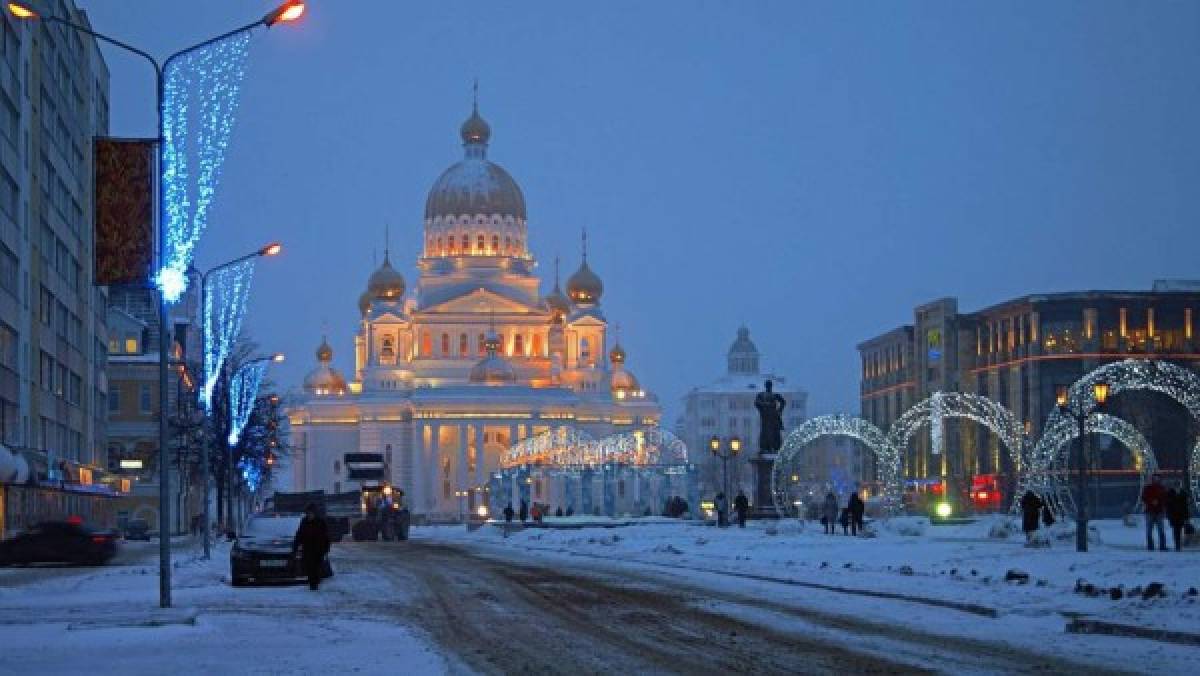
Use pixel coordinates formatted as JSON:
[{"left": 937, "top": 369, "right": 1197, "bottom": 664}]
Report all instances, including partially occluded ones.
[
  {"left": 419, "top": 515, "right": 1200, "bottom": 672},
  {"left": 0, "top": 542, "right": 451, "bottom": 676}
]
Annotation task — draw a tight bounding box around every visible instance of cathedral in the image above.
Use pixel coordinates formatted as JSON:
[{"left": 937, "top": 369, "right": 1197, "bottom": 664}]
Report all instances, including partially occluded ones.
[{"left": 287, "top": 103, "right": 663, "bottom": 518}]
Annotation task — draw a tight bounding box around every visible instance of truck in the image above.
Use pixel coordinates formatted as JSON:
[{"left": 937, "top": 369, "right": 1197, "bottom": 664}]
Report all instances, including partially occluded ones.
[{"left": 264, "top": 489, "right": 357, "bottom": 542}]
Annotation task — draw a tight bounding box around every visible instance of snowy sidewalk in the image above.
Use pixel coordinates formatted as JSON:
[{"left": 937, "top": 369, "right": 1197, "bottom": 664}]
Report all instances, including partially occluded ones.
[{"left": 0, "top": 543, "right": 450, "bottom": 676}]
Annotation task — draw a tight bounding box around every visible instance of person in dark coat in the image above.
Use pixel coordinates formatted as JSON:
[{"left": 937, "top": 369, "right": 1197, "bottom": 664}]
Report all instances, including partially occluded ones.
[
  {"left": 848, "top": 492, "right": 866, "bottom": 536},
  {"left": 292, "top": 504, "right": 331, "bottom": 591},
  {"left": 519, "top": 499, "right": 528, "bottom": 523},
  {"left": 714, "top": 493, "right": 728, "bottom": 527},
  {"left": 733, "top": 492, "right": 749, "bottom": 528},
  {"left": 1166, "top": 485, "right": 1190, "bottom": 552},
  {"left": 1019, "top": 490, "right": 1043, "bottom": 543},
  {"left": 822, "top": 492, "right": 839, "bottom": 535},
  {"left": 1142, "top": 476, "right": 1168, "bottom": 551}
]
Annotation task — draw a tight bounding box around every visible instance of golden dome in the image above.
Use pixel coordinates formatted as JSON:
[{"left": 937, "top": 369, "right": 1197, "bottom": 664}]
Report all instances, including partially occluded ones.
[
  {"left": 316, "top": 337, "right": 333, "bottom": 363},
  {"left": 609, "top": 342, "right": 626, "bottom": 365}
]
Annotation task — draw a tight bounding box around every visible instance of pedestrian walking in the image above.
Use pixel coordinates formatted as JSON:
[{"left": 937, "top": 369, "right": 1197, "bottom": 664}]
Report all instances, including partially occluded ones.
[
  {"left": 715, "top": 492, "right": 729, "bottom": 527},
  {"left": 822, "top": 492, "right": 838, "bottom": 535},
  {"left": 733, "top": 492, "right": 749, "bottom": 528},
  {"left": 1142, "top": 476, "right": 1168, "bottom": 551},
  {"left": 519, "top": 499, "right": 528, "bottom": 523},
  {"left": 292, "top": 504, "right": 331, "bottom": 591},
  {"left": 848, "top": 492, "right": 866, "bottom": 536},
  {"left": 1166, "top": 485, "right": 1190, "bottom": 552},
  {"left": 1020, "top": 490, "right": 1043, "bottom": 544}
]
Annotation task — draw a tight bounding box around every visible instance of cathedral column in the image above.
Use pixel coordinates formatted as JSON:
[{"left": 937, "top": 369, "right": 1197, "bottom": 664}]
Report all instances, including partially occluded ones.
[
  {"left": 458, "top": 423, "right": 469, "bottom": 501},
  {"left": 475, "top": 424, "right": 486, "bottom": 491},
  {"left": 430, "top": 422, "right": 441, "bottom": 513}
]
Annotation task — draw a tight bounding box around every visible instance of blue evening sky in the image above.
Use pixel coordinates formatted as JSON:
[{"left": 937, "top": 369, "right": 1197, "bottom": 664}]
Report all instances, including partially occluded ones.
[{"left": 80, "top": 1, "right": 1200, "bottom": 420}]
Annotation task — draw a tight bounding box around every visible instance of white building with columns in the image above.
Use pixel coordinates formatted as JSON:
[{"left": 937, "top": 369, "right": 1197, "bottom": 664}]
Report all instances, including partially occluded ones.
[{"left": 286, "top": 104, "right": 662, "bottom": 519}]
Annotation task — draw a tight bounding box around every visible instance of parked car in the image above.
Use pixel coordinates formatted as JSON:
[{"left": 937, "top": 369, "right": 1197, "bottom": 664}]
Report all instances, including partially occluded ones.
[
  {"left": 0, "top": 521, "right": 119, "bottom": 566},
  {"left": 124, "top": 518, "right": 151, "bottom": 541},
  {"left": 230, "top": 513, "right": 332, "bottom": 587}
]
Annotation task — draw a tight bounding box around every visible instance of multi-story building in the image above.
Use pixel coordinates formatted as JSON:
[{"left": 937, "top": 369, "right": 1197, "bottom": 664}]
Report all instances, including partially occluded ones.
[
  {"left": 679, "top": 326, "right": 808, "bottom": 499},
  {"left": 105, "top": 286, "right": 201, "bottom": 533},
  {"left": 1, "top": 2, "right": 114, "bottom": 538},
  {"left": 858, "top": 285, "right": 1200, "bottom": 514},
  {"left": 287, "top": 104, "right": 664, "bottom": 519}
]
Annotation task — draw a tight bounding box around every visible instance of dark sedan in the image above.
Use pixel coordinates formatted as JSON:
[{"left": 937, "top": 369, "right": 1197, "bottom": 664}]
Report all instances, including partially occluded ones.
[
  {"left": 0, "top": 521, "right": 119, "bottom": 566},
  {"left": 231, "top": 513, "right": 331, "bottom": 586}
]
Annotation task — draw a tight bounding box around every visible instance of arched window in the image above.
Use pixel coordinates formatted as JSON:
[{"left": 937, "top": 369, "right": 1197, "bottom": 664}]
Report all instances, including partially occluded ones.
[
  {"left": 491, "top": 235, "right": 499, "bottom": 253},
  {"left": 514, "top": 334, "right": 525, "bottom": 356},
  {"left": 381, "top": 336, "right": 395, "bottom": 358},
  {"left": 459, "top": 333, "right": 468, "bottom": 357},
  {"left": 461, "top": 234, "right": 469, "bottom": 252},
  {"left": 580, "top": 337, "right": 591, "bottom": 362},
  {"left": 532, "top": 333, "right": 543, "bottom": 356},
  {"left": 421, "top": 331, "right": 432, "bottom": 357},
  {"left": 441, "top": 333, "right": 450, "bottom": 356},
  {"left": 478, "top": 333, "right": 487, "bottom": 355},
  {"left": 477, "top": 234, "right": 486, "bottom": 253}
]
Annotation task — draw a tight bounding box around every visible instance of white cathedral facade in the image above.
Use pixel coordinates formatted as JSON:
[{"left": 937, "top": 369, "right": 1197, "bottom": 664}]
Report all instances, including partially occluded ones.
[{"left": 286, "top": 104, "right": 662, "bottom": 518}]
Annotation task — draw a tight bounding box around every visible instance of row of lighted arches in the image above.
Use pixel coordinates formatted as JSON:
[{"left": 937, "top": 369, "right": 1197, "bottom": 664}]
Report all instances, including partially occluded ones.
[
  {"left": 413, "top": 331, "right": 547, "bottom": 359},
  {"left": 425, "top": 233, "right": 524, "bottom": 257}
]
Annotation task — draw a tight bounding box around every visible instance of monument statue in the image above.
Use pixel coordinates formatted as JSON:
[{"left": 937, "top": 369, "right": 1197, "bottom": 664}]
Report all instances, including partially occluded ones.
[{"left": 754, "top": 379, "right": 786, "bottom": 453}]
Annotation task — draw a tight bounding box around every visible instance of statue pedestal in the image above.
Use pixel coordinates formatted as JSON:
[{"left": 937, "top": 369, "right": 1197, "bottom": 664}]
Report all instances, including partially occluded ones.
[{"left": 750, "top": 453, "right": 780, "bottom": 519}]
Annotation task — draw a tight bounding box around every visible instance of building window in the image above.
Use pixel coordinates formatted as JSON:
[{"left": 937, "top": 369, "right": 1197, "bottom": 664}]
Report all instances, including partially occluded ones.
[
  {"left": 381, "top": 336, "right": 395, "bottom": 359},
  {"left": 421, "top": 331, "right": 432, "bottom": 357},
  {"left": 109, "top": 386, "right": 121, "bottom": 413},
  {"left": 514, "top": 334, "right": 525, "bottom": 356},
  {"left": 478, "top": 333, "right": 486, "bottom": 356},
  {"left": 476, "top": 234, "right": 485, "bottom": 253},
  {"left": 580, "top": 338, "right": 591, "bottom": 363},
  {"left": 459, "top": 333, "right": 468, "bottom": 357},
  {"left": 504, "top": 236, "right": 511, "bottom": 253},
  {"left": 461, "top": 235, "right": 469, "bottom": 252},
  {"left": 139, "top": 384, "right": 152, "bottom": 413},
  {"left": 125, "top": 335, "right": 139, "bottom": 354},
  {"left": 491, "top": 235, "right": 499, "bottom": 253},
  {"left": 532, "top": 333, "right": 543, "bottom": 357},
  {"left": 441, "top": 333, "right": 450, "bottom": 356}
]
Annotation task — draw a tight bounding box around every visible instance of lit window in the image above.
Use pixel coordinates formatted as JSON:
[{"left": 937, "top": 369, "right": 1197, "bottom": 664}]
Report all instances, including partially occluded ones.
[
  {"left": 461, "top": 235, "right": 469, "bottom": 252},
  {"left": 477, "top": 234, "right": 485, "bottom": 253},
  {"left": 124, "top": 336, "right": 139, "bottom": 354},
  {"left": 441, "top": 333, "right": 450, "bottom": 356},
  {"left": 491, "top": 235, "right": 499, "bottom": 253},
  {"left": 532, "top": 334, "right": 543, "bottom": 356},
  {"left": 459, "top": 333, "right": 469, "bottom": 357},
  {"left": 421, "top": 332, "right": 432, "bottom": 357},
  {"left": 514, "top": 334, "right": 525, "bottom": 356}
]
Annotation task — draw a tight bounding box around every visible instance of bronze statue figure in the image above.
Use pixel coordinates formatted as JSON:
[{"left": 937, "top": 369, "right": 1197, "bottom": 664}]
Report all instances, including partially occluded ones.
[{"left": 754, "top": 379, "right": 786, "bottom": 453}]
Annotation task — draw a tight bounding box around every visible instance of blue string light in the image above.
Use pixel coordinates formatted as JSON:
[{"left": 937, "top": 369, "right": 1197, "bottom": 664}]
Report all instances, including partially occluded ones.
[
  {"left": 239, "top": 456, "right": 264, "bottom": 493},
  {"left": 228, "top": 361, "right": 268, "bottom": 446},
  {"left": 201, "top": 259, "right": 256, "bottom": 410},
  {"left": 158, "top": 32, "right": 253, "bottom": 302}
]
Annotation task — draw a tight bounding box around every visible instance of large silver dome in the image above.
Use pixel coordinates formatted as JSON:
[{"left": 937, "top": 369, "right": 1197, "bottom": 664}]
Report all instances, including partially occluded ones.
[{"left": 424, "top": 107, "right": 526, "bottom": 221}]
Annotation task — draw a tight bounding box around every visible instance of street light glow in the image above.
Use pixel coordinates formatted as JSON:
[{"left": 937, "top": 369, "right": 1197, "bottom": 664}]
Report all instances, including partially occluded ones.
[
  {"left": 272, "top": 353, "right": 285, "bottom": 363},
  {"left": 264, "top": 0, "right": 305, "bottom": 26},
  {"left": 7, "top": 2, "right": 36, "bottom": 19},
  {"left": 1093, "top": 381, "right": 1110, "bottom": 407},
  {"left": 1055, "top": 384, "right": 1069, "bottom": 409},
  {"left": 260, "top": 242, "right": 283, "bottom": 256}
]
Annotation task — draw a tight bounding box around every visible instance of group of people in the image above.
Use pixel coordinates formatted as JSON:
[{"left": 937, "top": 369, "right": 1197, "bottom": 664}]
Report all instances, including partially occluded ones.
[
  {"left": 713, "top": 491, "right": 750, "bottom": 528},
  {"left": 1020, "top": 476, "right": 1193, "bottom": 552},
  {"left": 820, "top": 491, "right": 866, "bottom": 535}
]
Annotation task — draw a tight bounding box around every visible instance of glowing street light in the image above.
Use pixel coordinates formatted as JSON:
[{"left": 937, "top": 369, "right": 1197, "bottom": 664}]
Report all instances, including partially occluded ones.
[
  {"left": 6, "top": 2, "right": 36, "bottom": 19},
  {"left": 264, "top": 0, "right": 305, "bottom": 27}
]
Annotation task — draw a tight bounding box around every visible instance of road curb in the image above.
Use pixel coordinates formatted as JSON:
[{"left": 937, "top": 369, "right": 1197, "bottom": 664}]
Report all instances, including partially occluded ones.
[
  {"left": 66, "top": 609, "right": 198, "bottom": 631},
  {"left": 1065, "top": 617, "right": 1200, "bottom": 647}
]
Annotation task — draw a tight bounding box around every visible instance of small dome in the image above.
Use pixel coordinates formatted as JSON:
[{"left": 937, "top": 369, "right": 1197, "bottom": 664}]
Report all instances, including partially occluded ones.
[
  {"left": 545, "top": 285, "right": 570, "bottom": 323},
  {"left": 368, "top": 253, "right": 405, "bottom": 300},
  {"left": 469, "top": 329, "right": 516, "bottom": 385},
  {"left": 609, "top": 342, "right": 626, "bottom": 365},
  {"left": 460, "top": 108, "right": 491, "bottom": 145},
  {"left": 304, "top": 365, "right": 348, "bottom": 395},
  {"left": 358, "top": 290, "right": 372, "bottom": 316},
  {"left": 316, "top": 337, "right": 334, "bottom": 363},
  {"left": 611, "top": 367, "right": 639, "bottom": 393},
  {"left": 567, "top": 260, "right": 603, "bottom": 305},
  {"left": 729, "top": 326, "right": 758, "bottom": 355}
]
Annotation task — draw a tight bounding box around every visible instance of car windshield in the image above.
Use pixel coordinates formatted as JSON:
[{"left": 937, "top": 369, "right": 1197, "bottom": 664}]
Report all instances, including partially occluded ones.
[{"left": 242, "top": 515, "right": 302, "bottom": 538}]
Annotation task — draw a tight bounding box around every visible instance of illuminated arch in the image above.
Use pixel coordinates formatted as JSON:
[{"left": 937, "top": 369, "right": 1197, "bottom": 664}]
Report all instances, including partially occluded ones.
[
  {"left": 1030, "top": 359, "right": 1200, "bottom": 512},
  {"left": 770, "top": 415, "right": 901, "bottom": 518},
  {"left": 886, "top": 392, "right": 1025, "bottom": 469}
]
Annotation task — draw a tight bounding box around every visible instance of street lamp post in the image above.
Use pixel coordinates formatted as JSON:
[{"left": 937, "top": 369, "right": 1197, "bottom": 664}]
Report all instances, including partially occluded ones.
[
  {"left": 709, "top": 435, "right": 742, "bottom": 520},
  {"left": 1056, "top": 380, "right": 1110, "bottom": 553},
  {"left": 7, "top": 0, "right": 305, "bottom": 609},
  {"left": 194, "top": 242, "right": 281, "bottom": 559}
]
